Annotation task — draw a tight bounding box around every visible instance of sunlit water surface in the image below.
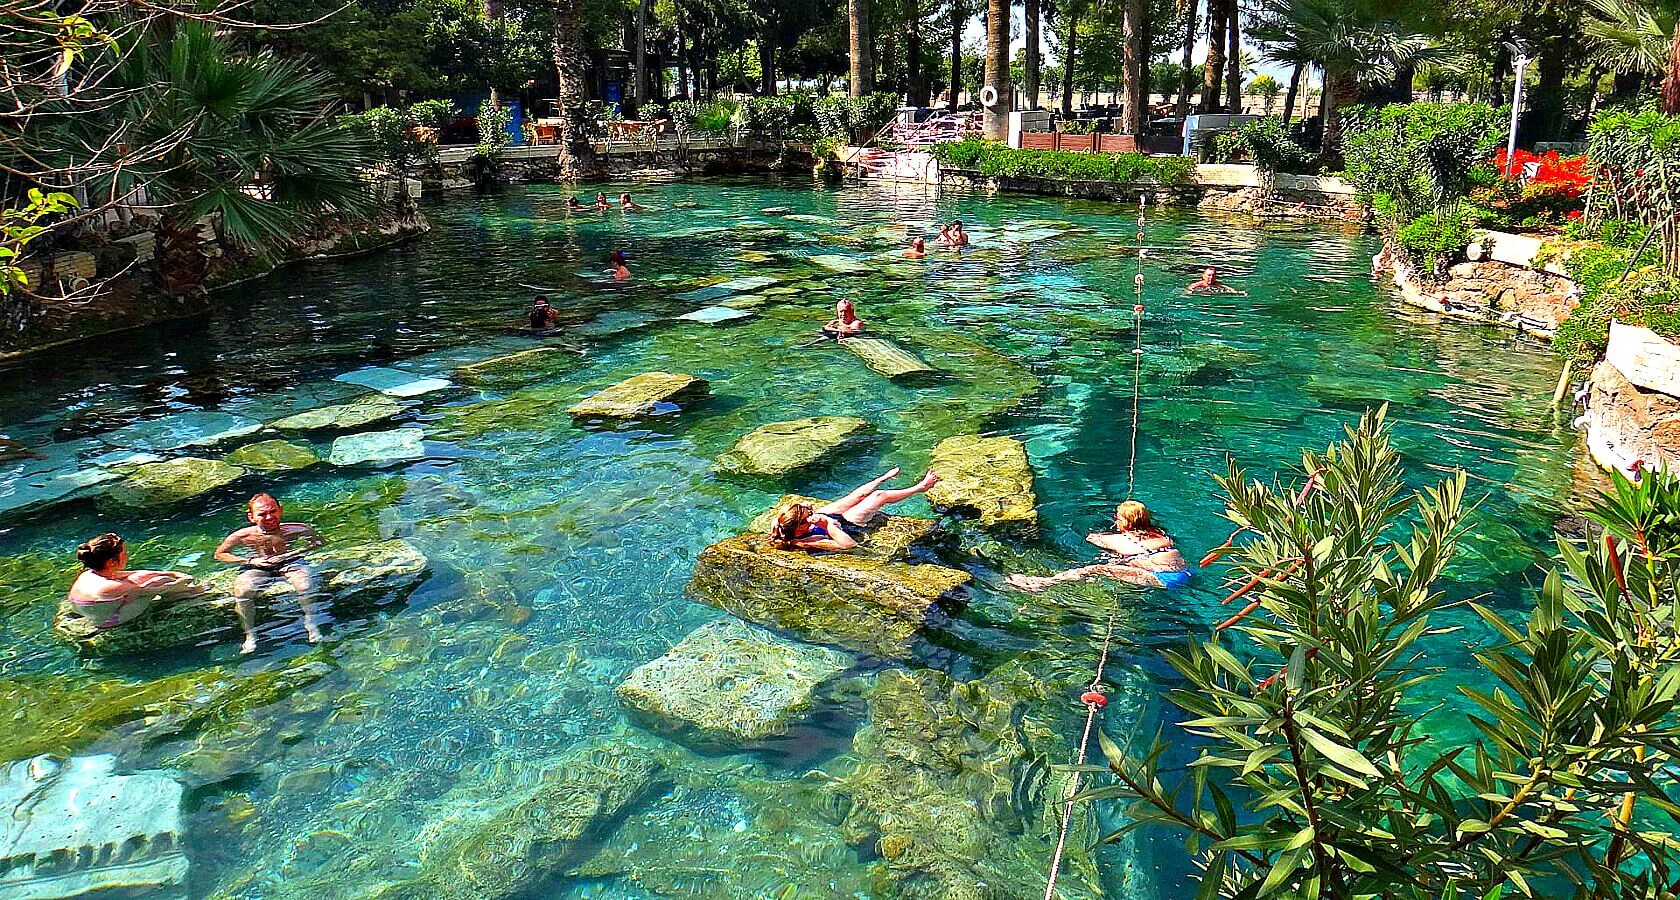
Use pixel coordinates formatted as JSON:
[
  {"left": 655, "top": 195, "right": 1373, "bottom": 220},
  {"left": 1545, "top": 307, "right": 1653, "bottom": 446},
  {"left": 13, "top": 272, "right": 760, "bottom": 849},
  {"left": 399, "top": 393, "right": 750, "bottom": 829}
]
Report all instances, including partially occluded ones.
[{"left": 0, "top": 178, "right": 1581, "bottom": 898}]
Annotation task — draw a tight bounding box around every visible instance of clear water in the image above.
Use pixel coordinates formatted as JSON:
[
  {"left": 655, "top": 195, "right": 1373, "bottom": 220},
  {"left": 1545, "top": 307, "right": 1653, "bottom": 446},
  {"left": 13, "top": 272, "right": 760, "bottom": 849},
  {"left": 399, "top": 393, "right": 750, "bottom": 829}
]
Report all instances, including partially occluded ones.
[{"left": 0, "top": 177, "right": 1580, "bottom": 897}]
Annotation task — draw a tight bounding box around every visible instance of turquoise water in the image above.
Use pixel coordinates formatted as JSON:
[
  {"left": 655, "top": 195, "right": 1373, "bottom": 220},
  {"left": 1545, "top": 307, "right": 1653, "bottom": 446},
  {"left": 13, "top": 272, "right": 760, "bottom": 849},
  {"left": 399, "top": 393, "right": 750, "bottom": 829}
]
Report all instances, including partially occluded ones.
[{"left": 0, "top": 178, "right": 1580, "bottom": 897}]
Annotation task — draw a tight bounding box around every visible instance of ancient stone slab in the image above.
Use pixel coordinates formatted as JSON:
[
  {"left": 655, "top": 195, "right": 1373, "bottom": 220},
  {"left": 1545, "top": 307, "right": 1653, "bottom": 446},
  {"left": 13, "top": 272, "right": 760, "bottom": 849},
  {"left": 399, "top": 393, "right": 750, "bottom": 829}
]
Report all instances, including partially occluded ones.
[
  {"left": 99, "top": 411, "right": 263, "bottom": 451},
  {"left": 839, "top": 336, "right": 935, "bottom": 378},
  {"left": 269, "top": 394, "right": 405, "bottom": 431},
  {"left": 1606, "top": 321, "right": 1680, "bottom": 399},
  {"left": 333, "top": 366, "right": 452, "bottom": 397},
  {"left": 568, "top": 372, "right": 709, "bottom": 418},
  {"left": 1583, "top": 359, "right": 1680, "bottom": 477},
  {"left": 453, "top": 348, "right": 565, "bottom": 384},
  {"left": 0, "top": 465, "right": 118, "bottom": 519},
  {"left": 926, "top": 434, "right": 1039, "bottom": 537},
  {"left": 223, "top": 440, "right": 320, "bottom": 473},
  {"left": 53, "top": 540, "right": 430, "bottom": 657},
  {"left": 616, "top": 619, "right": 851, "bottom": 748},
  {"left": 102, "top": 457, "right": 245, "bottom": 509},
  {"left": 328, "top": 428, "right": 425, "bottom": 467},
  {"left": 716, "top": 417, "right": 872, "bottom": 478},
  {"left": 810, "top": 254, "right": 869, "bottom": 274},
  {"left": 0, "top": 755, "right": 188, "bottom": 899},
  {"left": 677, "top": 305, "right": 754, "bottom": 324}
]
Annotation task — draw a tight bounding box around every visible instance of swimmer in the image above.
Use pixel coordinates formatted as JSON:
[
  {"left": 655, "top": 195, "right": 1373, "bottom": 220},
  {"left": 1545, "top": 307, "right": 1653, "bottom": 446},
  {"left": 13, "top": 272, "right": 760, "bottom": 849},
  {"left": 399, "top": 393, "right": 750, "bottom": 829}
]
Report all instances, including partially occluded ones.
[
  {"left": 937, "top": 220, "right": 969, "bottom": 247},
  {"left": 619, "top": 192, "right": 645, "bottom": 211},
  {"left": 1006, "top": 500, "right": 1195, "bottom": 591},
  {"left": 594, "top": 191, "right": 611, "bottom": 211},
  {"left": 820, "top": 298, "right": 865, "bottom": 338},
  {"left": 568, "top": 196, "right": 586, "bottom": 211},
  {"left": 215, "top": 493, "right": 326, "bottom": 652},
  {"left": 936, "top": 223, "right": 953, "bottom": 246},
  {"left": 528, "top": 296, "right": 559, "bottom": 330},
  {"left": 768, "top": 468, "right": 942, "bottom": 552},
  {"left": 1187, "top": 266, "right": 1244, "bottom": 295},
  {"left": 66, "top": 533, "right": 205, "bottom": 630},
  {"left": 903, "top": 237, "right": 927, "bottom": 259},
  {"left": 606, "top": 250, "right": 631, "bottom": 281}
]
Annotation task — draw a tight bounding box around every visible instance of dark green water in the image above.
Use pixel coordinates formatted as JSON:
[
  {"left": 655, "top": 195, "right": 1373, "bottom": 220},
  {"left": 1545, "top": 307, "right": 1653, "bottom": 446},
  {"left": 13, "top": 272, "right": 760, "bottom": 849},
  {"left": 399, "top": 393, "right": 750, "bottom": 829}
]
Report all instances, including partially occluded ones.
[{"left": 0, "top": 177, "right": 1579, "bottom": 897}]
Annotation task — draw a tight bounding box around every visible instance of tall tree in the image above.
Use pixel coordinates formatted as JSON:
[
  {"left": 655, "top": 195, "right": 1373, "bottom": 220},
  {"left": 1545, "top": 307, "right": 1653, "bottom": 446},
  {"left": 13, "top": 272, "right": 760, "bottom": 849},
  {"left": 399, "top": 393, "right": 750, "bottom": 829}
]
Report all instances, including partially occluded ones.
[
  {"left": 907, "top": 0, "right": 930, "bottom": 104},
  {"left": 1122, "top": 0, "right": 1146, "bottom": 131},
  {"left": 1281, "top": 60, "right": 1302, "bottom": 122},
  {"left": 850, "top": 0, "right": 875, "bottom": 94},
  {"left": 1224, "top": 0, "right": 1241, "bottom": 110},
  {"left": 949, "top": 0, "right": 965, "bottom": 108},
  {"left": 982, "top": 0, "right": 1013, "bottom": 136},
  {"left": 635, "top": 0, "right": 652, "bottom": 104},
  {"left": 1668, "top": 19, "right": 1680, "bottom": 110},
  {"left": 1060, "top": 0, "right": 1083, "bottom": 113},
  {"left": 1025, "top": 0, "right": 1043, "bottom": 108},
  {"left": 1202, "top": 0, "right": 1227, "bottom": 110},
  {"left": 1176, "top": 0, "right": 1198, "bottom": 119},
  {"left": 1584, "top": 0, "right": 1680, "bottom": 111},
  {"left": 551, "top": 0, "right": 591, "bottom": 178}
]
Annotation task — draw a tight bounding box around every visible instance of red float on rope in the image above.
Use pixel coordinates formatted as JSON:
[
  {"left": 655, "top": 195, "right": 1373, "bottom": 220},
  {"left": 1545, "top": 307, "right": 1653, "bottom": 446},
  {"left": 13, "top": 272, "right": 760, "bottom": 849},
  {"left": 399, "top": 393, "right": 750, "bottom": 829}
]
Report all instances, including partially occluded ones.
[{"left": 1080, "top": 690, "right": 1108, "bottom": 709}]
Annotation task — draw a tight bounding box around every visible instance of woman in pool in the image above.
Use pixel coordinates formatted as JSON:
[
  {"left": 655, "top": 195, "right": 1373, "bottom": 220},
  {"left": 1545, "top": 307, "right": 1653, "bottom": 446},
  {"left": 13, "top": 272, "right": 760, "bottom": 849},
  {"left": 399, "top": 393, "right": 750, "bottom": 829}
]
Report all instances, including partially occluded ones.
[
  {"left": 769, "top": 469, "right": 941, "bottom": 552},
  {"left": 936, "top": 220, "right": 969, "bottom": 248},
  {"left": 606, "top": 250, "right": 631, "bottom": 281},
  {"left": 67, "top": 533, "right": 206, "bottom": 629},
  {"left": 1006, "top": 500, "right": 1194, "bottom": 591},
  {"left": 594, "top": 192, "right": 611, "bottom": 211}
]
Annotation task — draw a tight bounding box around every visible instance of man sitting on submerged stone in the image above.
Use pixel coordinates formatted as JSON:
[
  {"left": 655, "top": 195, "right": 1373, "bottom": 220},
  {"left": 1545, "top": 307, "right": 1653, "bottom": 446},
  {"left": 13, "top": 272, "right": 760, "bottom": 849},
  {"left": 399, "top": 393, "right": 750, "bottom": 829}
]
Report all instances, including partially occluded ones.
[
  {"left": 821, "top": 298, "right": 865, "bottom": 339},
  {"left": 768, "top": 468, "right": 941, "bottom": 552},
  {"left": 215, "top": 493, "right": 325, "bottom": 652},
  {"left": 1186, "top": 266, "right": 1244, "bottom": 295},
  {"left": 1006, "top": 500, "right": 1194, "bottom": 591},
  {"left": 67, "top": 533, "right": 205, "bottom": 629}
]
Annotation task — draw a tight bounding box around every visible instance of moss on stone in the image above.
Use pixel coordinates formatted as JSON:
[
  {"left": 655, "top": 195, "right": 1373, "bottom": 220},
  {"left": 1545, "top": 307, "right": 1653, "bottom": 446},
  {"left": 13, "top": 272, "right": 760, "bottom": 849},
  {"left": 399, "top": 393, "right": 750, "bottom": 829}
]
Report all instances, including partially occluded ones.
[
  {"left": 926, "top": 434, "right": 1038, "bottom": 537},
  {"left": 568, "top": 372, "right": 710, "bottom": 419},
  {"left": 715, "top": 416, "right": 872, "bottom": 478},
  {"left": 101, "top": 457, "right": 246, "bottom": 509},
  {"left": 224, "top": 440, "right": 321, "bottom": 473},
  {"left": 268, "top": 395, "right": 404, "bottom": 431}
]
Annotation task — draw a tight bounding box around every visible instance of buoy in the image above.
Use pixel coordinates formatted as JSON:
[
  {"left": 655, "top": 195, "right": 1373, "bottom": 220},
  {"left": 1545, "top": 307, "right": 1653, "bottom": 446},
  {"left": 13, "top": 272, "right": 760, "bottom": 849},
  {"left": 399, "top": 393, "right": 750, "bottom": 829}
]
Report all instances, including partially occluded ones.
[
  {"left": 1080, "top": 690, "right": 1107, "bottom": 709},
  {"left": 980, "top": 85, "right": 999, "bottom": 108}
]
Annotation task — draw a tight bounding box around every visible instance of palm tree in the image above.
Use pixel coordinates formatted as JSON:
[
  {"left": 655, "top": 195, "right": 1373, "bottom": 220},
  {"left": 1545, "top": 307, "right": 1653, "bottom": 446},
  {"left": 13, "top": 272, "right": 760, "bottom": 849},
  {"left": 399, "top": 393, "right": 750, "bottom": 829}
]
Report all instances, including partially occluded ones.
[
  {"left": 982, "top": 0, "right": 1012, "bottom": 137},
  {"left": 552, "top": 0, "right": 592, "bottom": 179},
  {"left": 1122, "top": 0, "right": 1146, "bottom": 133},
  {"left": 1176, "top": 0, "right": 1198, "bottom": 120},
  {"left": 949, "top": 0, "right": 966, "bottom": 110},
  {"left": 1026, "top": 0, "right": 1043, "bottom": 108},
  {"left": 850, "top": 0, "right": 875, "bottom": 95},
  {"left": 1585, "top": 0, "right": 1680, "bottom": 111},
  {"left": 103, "top": 23, "right": 369, "bottom": 295},
  {"left": 1202, "top": 0, "right": 1227, "bottom": 111}
]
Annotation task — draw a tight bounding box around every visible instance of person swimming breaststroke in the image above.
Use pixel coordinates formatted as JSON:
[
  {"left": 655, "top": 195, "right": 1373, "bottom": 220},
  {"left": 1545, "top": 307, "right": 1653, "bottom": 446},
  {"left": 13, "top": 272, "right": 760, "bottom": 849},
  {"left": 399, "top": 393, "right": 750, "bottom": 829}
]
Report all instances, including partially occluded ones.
[
  {"left": 607, "top": 250, "right": 631, "bottom": 281},
  {"left": 768, "top": 468, "right": 941, "bottom": 552},
  {"left": 1005, "top": 499, "right": 1195, "bottom": 591},
  {"left": 820, "top": 298, "right": 865, "bottom": 339},
  {"left": 568, "top": 196, "right": 586, "bottom": 211},
  {"left": 619, "top": 192, "right": 645, "bottom": 211},
  {"left": 1187, "top": 266, "right": 1244, "bottom": 295},
  {"left": 215, "top": 493, "right": 326, "bottom": 653},
  {"left": 67, "top": 532, "right": 205, "bottom": 630},
  {"left": 528, "top": 296, "right": 559, "bottom": 330}
]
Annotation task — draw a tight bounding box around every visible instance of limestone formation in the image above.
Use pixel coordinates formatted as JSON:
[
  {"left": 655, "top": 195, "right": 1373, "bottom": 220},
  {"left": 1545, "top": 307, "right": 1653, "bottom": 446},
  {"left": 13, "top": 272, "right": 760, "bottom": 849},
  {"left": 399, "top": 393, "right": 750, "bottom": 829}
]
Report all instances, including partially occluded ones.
[
  {"left": 328, "top": 428, "right": 425, "bottom": 467},
  {"left": 838, "top": 336, "right": 935, "bottom": 378},
  {"left": 568, "top": 372, "right": 709, "bottom": 418},
  {"left": 1606, "top": 321, "right": 1680, "bottom": 398},
  {"left": 269, "top": 395, "right": 404, "bottom": 431},
  {"left": 224, "top": 440, "right": 320, "bottom": 473},
  {"left": 715, "top": 416, "right": 872, "bottom": 478},
  {"left": 454, "top": 348, "right": 566, "bottom": 384},
  {"left": 101, "top": 457, "right": 245, "bottom": 509},
  {"left": 333, "top": 366, "right": 452, "bottom": 397},
  {"left": 1387, "top": 257, "right": 1578, "bottom": 333},
  {"left": 616, "top": 619, "right": 852, "bottom": 748},
  {"left": 99, "top": 411, "right": 263, "bottom": 451},
  {"left": 378, "top": 743, "right": 667, "bottom": 900},
  {"left": 0, "top": 755, "right": 188, "bottom": 899},
  {"left": 926, "top": 434, "right": 1039, "bottom": 536},
  {"left": 53, "top": 540, "right": 429, "bottom": 656},
  {"left": 1583, "top": 358, "right": 1680, "bottom": 476}
]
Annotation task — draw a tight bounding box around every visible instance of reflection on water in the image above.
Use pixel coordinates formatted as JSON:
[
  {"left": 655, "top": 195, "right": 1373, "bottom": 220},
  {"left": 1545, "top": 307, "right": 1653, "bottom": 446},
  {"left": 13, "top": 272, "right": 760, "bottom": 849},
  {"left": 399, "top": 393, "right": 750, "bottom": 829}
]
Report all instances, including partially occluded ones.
[{"left": 0, "top": 177, "right": 1577, "bottom": 898}]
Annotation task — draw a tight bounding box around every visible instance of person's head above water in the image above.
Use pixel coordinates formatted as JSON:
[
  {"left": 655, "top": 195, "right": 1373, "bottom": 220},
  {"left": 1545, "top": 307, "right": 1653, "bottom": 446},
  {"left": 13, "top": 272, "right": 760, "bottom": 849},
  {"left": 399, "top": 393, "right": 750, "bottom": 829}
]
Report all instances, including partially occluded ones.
[
  {"left": 770, "top": 502, "right": 815, "bottom": 547},
  {"left": 77, "top": 532, "right": 126, "bottom": 573},
  {"left": 1201, "top": 266, "right": 1219, "bottom": 283},
  {"left": 835, "top": 297, "right": 858, "bottom": 321},
  {"left": 248, "top": 493, "right": 283, "bottom": 532},
  {"left": 911, "top": 237, "right": 925, "bottom": 250},
  {"left": 609, "top": 250, "right": 628, "bottom": 266},
  {"left": 1112, "top": 499, "right": 1158, "bottom": 533},
  {"left": 533, "top": 295, "right": 550, "bottom": 307}
]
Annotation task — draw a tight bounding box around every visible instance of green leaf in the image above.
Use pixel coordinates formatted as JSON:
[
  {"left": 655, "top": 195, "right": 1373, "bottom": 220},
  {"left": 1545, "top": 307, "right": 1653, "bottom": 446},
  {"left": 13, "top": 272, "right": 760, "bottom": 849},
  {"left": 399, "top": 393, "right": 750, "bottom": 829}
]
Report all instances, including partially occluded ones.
[
  {"left": 1301, "top": 728, "right": 1383, "bottom": 778},
  {"left": 1283, "top": 825, "right": 1316, "bottom": 851}
]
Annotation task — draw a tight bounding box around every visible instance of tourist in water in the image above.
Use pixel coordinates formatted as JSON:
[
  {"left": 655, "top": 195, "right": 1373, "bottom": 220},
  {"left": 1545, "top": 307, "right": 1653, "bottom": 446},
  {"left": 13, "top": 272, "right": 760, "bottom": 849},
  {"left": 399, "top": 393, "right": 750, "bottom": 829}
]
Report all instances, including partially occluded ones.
[
  {"left": 769, "top": 468, "right": 942, "bottom": 552},
  {"left": 528, "top": 296, "right": 559, "bottom": 330},
  {"left": 594, "top": 192, "right": 612, "bottom": 211},
  {"left": 936, "top": 220, "right": 969, "bottom": 247},
  {"left": 607, "top": 250, "right": 631, "bottom": 281},
  {"left": 619, "top": 192, "right": 645, "bottom": 211},
  {"left": 1187, "top": 266, "right": 1243, "bottom": 295},
  {"left": 568, "top": 196, "right": 586, "bottom": 211},
  {"left": 215, "top": 493, "right": 326, "bottom": 652},
  {"left": 904, "top": 237, "right": 927, "bottom": 259},
  {"left": 1006, "top": 500, "right": 1194, "bottom": 591},
  {"left": 67, "top": 533, "right": 205, "bottom": 629},
  {"left": 820, "top": 298, "right": 865, "bottom": 338}
]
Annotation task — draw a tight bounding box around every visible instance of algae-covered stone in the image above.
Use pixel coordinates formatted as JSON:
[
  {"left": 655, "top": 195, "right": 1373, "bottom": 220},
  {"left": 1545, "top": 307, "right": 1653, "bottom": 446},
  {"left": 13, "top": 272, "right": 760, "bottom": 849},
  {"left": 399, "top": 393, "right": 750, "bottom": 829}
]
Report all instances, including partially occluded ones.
[
  {"left": 224, "top": 440, "right": 320, "bottom": 473},
  {"left": 839, "top": 336, "right": 936, "bottom": 378},
  {"left": 616, "top": 619, "right": 851, "bottom": 748},
  {"left": 454, "top": 348, "right": 566, "bottom": 384},
  {"left": 52, "top": 540, "right": 429, "bottom": 657},
  {"left": 716, "top": 416, "right": 872, "bottom": 478},
  {"left": 328, "top": 428, "right": 425, "bottom": 467},
  {"left": 568, "top": 372, "right": 709, "bottom": 419},
  {"left": 926, "top": 434, "right": 1039, "bottom": 537},
  {"left": 379, "top": 743, "right": 667, "bottom": 900},
  {"left": 686, "top": 533, "right": 967, "bottom": 660},
  {"left": 269, "top": 395, "right": 404, "bottom": 431},
  {"left": 99, "top": 411, "right": 263, "bottom": 451},
  {"left": 102, "top": 457, "right": 245, "bottom": 509}
]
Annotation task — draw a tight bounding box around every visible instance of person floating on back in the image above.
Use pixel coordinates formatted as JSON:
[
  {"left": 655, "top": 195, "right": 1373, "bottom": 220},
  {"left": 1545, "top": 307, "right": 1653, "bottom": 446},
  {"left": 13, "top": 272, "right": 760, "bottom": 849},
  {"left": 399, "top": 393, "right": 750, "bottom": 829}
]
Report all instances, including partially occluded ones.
[
  {"left": 214, "top": 493, "right": 326, "bottom": 653},
  {"left": 1187, "top": 266, "right": 1244, "bottom": 295},
  {"left": 1006, "top": 500, "right": 1195, "bottom": 591},
  {"left": 821, "top": 297, "right": 865, "bottom": 339},
  {"left": 528, "top": 296, "right": 559, "bottom": 330},
  {"left": 619, "top": 192, "right": 645, "bottom": 211},
  {"left": 903, "top": 237, "right": 927, "bottom": 259},
  {"left": 606, "top": 250, "right": 631, "bottom": 281},
  {"left": 768, "top": 468, "right": 941, "bottom": 553},
  {"left": 66, "top": 532, "right": 205, "bottom": 630}
]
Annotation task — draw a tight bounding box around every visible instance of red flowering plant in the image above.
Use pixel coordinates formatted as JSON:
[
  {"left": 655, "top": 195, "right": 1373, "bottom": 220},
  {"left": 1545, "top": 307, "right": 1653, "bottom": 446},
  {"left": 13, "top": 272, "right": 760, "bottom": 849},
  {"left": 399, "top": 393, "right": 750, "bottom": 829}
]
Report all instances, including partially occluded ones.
[{"left": 1474, "top": 148, "right": 1591, "bottom": 228}]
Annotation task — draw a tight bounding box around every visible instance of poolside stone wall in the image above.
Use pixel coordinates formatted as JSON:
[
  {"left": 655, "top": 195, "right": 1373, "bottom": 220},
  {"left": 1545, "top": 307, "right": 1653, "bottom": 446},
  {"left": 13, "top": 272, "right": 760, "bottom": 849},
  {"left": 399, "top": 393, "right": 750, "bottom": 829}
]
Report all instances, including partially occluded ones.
[
  {"left": 1377, "top": 230, "right": 1580, "bottom": 339},
  {"left": 1581, "top": 322, "right": 1680, "bottom": 477}
]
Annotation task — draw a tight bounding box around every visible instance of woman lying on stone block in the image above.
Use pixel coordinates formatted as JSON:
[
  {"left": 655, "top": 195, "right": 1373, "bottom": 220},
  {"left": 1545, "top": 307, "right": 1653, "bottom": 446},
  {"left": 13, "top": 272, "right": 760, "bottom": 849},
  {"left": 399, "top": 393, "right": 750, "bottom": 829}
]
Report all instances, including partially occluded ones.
[
  {"left": 67, "top": 532, "right": 206, "bottom": 629},
  {"left": 769, "top": 468, "right": 941, "bottom": 552}
]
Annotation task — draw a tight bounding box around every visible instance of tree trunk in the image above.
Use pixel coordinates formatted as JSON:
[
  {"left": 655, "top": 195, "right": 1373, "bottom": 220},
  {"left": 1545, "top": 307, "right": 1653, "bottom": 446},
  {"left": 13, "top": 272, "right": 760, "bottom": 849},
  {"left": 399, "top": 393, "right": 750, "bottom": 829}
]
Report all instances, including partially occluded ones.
[
  {"left": 1201, "top": 0, "right": 1225, "bottom": 112},
  {"left": 1025, "top": 0, "right": 1041, "bottom": 109},
  {"left": 948, "top": 0, "right": 963, "bottom": 110},
  {"left": 1281, "top": 61, "right": 1301, "bottom": 124},
  {"left": 1175, "top": 0, "right": 1195, "bottom": 120},
  {"left": 1121, "top": 0, "right": 1144, "bottom": 134},
  {"left": 982, "top": 0, "right": 1012, "bottom": 138},
  {"left": 484, "top": 0, "right": 503, "bottom": 109},
  {"left": 1319, "top": 67, "right": 1358, "bottom": 165},
  {"left": 850, "top": 0, "right": 875, "bottom": 96},
  {"left": 1490, "top": 41, "right": 1510, "bottom": 106},
  {"left": 760, "top": 37, "right": 776, "bottom": 95},
  {"left": 676, "top": 16, "right": 689, "bottom": 100},
  {"left": 1223, "top": 0, "right": 1239, "bottom": 111},
  {"left": 906, "top": 0, "right": 929, "bottom": 105},
  {"left": 1664, "top": 19, "right": 1680, "bottom": 114},
  {"left": 1530, "top": 48, "right": 1569, "bottom": 142},
  {"left": 1060, "top": 5, "right": 1078, "bottom": 116},
  {"left": 552, "top": 0, "right": 591, "bottom": 180},
  {"left": 157, "top": 212, "right": 210, "bottom": 295},
  {"left": 634, "top": 0, "right": 650, "bottom": 105}
]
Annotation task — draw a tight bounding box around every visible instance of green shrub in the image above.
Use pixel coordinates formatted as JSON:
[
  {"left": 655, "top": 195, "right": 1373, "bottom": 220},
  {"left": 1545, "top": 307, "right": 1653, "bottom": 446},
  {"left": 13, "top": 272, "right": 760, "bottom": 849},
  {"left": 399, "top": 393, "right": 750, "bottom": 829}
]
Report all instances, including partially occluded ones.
[
  {"left": 1343, "top": 102, "right": 1507, "bottom": 224},
  {"left": 1394, "top": 207, "right": 1480, "bottom": 274},
  {"left": 1554, "top": 269, "right": 1680, "bottom": 361},
  {"left": 693, "top": 98, "right": 737, "bottom": 134},
  {"left": 929, "top": 138, "right": 1196, "bottom": 184},
  {"left": 1213, "top": 117, "right": 1315, "bottom": 175}
]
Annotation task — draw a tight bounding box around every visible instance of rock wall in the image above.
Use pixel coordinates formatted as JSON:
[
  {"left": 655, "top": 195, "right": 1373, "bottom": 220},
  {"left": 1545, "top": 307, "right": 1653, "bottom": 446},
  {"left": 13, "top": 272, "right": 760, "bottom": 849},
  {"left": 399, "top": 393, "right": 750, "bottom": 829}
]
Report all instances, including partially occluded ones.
[
  {"left": 1380, "top": 246, "right": 1579, "bottom": 337},
  {"left": 1581, "top": 322, "right": 1680, "bottom": 476}
]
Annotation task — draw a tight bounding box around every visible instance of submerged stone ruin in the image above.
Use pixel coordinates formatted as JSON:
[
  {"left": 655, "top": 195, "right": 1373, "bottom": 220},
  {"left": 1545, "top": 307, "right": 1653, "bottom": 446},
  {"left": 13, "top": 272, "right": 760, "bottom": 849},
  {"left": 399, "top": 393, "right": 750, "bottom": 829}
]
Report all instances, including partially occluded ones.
[
  {"left": 568, "top": 372, "right": 710, "bottom": 418},
  {"left": 714, "top": 416, "right": 872, "bottom": 478},
  {"left": 838, "top": 336, "right": 936, "bottom": 379},
  {"left": 926, "top": 434, "right": 1039, "bottom": 537}
]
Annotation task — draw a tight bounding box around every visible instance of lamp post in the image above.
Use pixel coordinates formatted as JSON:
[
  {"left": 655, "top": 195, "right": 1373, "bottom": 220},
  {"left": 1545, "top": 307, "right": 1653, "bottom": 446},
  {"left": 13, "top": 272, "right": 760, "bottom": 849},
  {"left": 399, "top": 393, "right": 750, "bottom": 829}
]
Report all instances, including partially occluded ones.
[{"left": 1504, "top": 41, "right": 1531, "bottom": 176}]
